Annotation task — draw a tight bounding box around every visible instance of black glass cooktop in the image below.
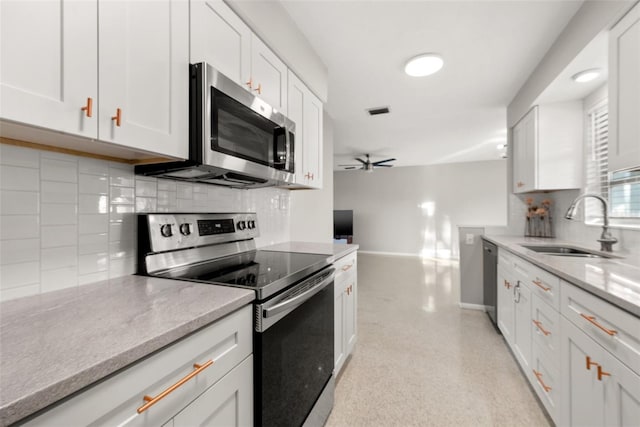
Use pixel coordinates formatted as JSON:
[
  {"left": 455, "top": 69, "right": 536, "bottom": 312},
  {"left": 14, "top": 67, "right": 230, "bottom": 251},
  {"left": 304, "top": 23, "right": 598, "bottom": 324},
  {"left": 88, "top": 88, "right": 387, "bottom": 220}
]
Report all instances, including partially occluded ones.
[{"left": 153, "top": 250, "right": 331, "bottom": 300}]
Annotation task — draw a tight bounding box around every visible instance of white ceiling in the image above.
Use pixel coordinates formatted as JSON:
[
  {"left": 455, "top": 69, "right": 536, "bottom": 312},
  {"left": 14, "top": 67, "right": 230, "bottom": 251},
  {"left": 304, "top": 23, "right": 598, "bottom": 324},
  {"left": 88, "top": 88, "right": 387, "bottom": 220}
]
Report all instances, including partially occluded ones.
[{"left": 280, "top": 0, "right": 586, "bottom": 169}]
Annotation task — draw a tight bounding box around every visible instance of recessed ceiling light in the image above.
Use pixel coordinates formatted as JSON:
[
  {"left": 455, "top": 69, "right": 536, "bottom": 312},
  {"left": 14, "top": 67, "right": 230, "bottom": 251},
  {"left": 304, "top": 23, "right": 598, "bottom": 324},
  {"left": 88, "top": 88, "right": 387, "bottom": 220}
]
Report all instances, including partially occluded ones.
[
  {"left": 571, "top": 68, "right": 601, "bottom": 83},
  {"left": 404, "top": 53, "right": 444, "bottom": 77}
]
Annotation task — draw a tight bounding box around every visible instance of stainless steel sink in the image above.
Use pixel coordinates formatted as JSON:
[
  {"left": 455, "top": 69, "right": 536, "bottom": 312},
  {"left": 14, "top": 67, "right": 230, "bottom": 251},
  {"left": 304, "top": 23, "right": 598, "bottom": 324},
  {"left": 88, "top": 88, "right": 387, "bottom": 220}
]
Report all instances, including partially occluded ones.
[{"left": 520, "top": 245, "right": 615, "bottom": 259}]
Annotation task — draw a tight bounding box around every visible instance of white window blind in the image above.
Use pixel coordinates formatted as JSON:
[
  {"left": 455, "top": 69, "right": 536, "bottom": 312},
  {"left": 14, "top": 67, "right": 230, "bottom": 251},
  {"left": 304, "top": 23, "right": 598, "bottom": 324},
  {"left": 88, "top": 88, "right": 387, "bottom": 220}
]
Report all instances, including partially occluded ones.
[{"left": 585, "top": 101, "right": 640, "bottom": 224}]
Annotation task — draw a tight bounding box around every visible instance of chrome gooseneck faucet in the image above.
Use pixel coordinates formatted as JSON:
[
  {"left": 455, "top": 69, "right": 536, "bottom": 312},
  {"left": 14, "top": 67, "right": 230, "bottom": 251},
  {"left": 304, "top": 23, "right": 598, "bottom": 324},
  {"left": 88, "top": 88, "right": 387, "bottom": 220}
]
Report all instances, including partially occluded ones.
[{"left": 564, "top": 193, "right": 618, "bottom": 252}]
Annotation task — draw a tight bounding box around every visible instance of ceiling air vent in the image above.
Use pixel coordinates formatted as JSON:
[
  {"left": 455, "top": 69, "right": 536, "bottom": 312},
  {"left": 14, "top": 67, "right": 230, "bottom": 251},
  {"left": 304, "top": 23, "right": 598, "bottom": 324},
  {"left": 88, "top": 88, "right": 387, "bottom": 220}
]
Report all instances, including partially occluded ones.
[{"left": 366, "top": 106, "right": 390, "bottom": 116}]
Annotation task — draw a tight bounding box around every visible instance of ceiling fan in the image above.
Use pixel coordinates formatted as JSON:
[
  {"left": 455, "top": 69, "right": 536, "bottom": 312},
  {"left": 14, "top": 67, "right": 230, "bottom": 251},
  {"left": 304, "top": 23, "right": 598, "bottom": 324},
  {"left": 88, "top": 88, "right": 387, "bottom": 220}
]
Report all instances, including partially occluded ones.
[{"left": 339, "top": 154, "right": 397, "bottom": 172}]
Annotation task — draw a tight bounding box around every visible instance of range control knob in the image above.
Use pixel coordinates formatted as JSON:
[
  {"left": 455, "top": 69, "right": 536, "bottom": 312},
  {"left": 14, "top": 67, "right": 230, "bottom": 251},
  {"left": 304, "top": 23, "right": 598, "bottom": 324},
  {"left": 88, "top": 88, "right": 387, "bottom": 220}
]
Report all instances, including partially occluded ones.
[
  {"left": 237, "top": 221, "right": 246, "bottom": 231},
  {"left": 160, "top": 224, "right": 173, "bottom": 238},
  {"left": 179, "top": 223, "right": 191, "bottom": 236},
  {"left": 248, "top": 220, "right": 256, "bottom": 229}
]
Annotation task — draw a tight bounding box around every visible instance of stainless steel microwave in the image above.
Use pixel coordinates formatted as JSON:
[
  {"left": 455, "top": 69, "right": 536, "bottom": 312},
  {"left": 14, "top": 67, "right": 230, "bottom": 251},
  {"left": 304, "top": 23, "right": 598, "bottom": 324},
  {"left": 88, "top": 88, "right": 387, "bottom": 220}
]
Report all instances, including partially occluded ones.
[{"left": 136, "top": 63, "right": 295, "bottom": 188}]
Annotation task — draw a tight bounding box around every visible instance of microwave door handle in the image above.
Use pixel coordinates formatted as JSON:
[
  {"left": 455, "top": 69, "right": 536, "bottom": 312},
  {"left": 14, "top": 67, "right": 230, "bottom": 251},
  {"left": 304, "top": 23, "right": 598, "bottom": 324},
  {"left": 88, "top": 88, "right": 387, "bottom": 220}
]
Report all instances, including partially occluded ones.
[{"left": 286, "top": 127, "right": 293, "bottom": 172}]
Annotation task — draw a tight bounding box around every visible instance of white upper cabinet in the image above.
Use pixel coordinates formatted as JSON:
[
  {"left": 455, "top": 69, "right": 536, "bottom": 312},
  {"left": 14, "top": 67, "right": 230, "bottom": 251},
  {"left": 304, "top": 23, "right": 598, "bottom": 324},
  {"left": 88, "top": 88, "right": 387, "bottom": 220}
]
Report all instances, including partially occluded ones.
[
  {"left": 0, "top": 0, "right": 98, "bottom": 138},
  {"left": 99, "top": 0, "right": 189, "bottom": 159},
  {"left": 512, "top": 102, "right": 583, "bottom": 193},
  {"left": 250, "top": 35, "right": 288, "bottom": 115},
  {"left": 608, "top": 1, "right": 640, "bottom": 172},
  {"left": 190, "top": 0, "right": 251, "bottom": 87},
  {"left": 287, "top": 71, "right": 323, "bottom": 189},
  {"left": 0, "top": 0, "right": 188, "bottom": 159}
]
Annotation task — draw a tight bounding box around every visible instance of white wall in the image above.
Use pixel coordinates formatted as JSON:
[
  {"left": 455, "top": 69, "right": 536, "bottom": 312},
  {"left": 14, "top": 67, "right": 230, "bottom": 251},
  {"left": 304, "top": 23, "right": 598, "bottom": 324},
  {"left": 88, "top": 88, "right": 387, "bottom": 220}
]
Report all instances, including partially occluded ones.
[
  {"left": 0, "top": 143, "right": 291, "bottom": 302},
  {"left": 289, "top": 111, "right": 334, "bottom": 243},
  {"left": 334, "top": 160, "right": 508, "bottom": 259}
]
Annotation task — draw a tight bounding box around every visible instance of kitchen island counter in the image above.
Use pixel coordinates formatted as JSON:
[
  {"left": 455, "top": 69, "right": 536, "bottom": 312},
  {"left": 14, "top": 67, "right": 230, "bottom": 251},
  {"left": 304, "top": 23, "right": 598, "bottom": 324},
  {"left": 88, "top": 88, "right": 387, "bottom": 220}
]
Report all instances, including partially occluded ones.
[{"left": 0, "top": 275, "right": 254, "bottom": 426}]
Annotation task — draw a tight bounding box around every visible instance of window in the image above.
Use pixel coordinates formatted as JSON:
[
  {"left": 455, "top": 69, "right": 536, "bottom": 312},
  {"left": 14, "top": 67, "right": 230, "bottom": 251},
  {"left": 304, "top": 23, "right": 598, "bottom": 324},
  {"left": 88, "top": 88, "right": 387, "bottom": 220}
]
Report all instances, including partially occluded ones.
[{"left": 584, "top": 101, "right": 640, "bottom": 226}]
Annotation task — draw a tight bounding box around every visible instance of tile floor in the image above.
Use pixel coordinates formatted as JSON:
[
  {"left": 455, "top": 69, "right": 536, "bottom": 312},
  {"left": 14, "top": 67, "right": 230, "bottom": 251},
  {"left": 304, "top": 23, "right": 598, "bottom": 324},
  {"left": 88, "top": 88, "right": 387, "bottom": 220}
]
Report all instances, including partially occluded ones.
[{"left": 326, "top": 253, "right": 551, "bottom": 427}]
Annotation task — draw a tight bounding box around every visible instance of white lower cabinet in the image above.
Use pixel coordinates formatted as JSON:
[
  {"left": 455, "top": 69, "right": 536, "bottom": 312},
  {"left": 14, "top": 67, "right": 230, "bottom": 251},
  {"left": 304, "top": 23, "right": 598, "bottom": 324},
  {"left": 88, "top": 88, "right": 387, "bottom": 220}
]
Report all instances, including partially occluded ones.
[
  {"left": 24, "top": 306, "right": 253, "bottom": 427},
  {"left": 334, "top": 251, "right": 357, "bottom": 376},
  {"left": 496, "top": 247, "right": 640, "bottom": 426}
]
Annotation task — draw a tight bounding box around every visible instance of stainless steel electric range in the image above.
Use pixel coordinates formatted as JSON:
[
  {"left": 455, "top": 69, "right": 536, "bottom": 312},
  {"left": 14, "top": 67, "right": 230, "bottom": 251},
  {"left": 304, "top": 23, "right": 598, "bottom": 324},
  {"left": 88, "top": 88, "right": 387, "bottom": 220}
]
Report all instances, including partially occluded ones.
[{"left": 137, "top": 213, "right": 335, "bottom": 427}]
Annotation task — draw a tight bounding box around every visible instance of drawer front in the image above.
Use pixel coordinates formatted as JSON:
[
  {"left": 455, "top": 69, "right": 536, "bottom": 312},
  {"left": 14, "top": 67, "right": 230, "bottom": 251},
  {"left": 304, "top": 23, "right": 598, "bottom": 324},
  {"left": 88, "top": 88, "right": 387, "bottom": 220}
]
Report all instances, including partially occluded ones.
[
  {"left": 530, "top": 343, "right": 560, "bottom": 424},
  {"left": 513, "top": 256, "right": 560, "bottom": 311},
  {"left": 334, "top": 252, "right": 357, "bottom": 278},
  {"left": 561, "top": 281, "right": 640, "bottom": 375},
  {"left": 498, "top": 247, "right": 516, "bottom": 269},
  {"left": 532, "top": 293, "right": 561, "bottom": 361},
  {"left": 25, "top": 305, "right": 253, "bottom": 426}
]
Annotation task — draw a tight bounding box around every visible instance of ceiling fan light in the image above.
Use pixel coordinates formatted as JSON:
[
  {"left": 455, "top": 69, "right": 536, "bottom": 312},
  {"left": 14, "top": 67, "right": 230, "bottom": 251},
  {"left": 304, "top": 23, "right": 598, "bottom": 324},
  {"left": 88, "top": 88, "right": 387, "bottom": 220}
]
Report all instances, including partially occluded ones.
[
  {"left": 571, "top": 68, "right": 601, "bottom": 83},
  {"left": 404, "top": 54, "right": 444, "bottom": 77}
]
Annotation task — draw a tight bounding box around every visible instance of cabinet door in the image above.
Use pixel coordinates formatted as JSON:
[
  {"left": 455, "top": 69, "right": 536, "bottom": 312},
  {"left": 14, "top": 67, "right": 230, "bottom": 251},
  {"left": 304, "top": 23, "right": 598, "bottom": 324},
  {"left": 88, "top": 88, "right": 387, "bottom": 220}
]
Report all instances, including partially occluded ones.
[
  {"left": 603, "top": 353, "right": 640, "bottom": 426},
  {"left": 0, "top": 0, "right": 97, "bottom": 138},
  {"left": 334, "top": 278, "right": 346, "bottom": 374},
  {"left": 497, "top": 266, "right": 515, "bottom": 345},
  {"left": 512, "top": 107, "right": 536, "bottom": 193},
  {"left": 172, "top": 356, "right": 253, "bottom": 427},
  {"left": 251, "top": 35, "right": 288, "bottom": 115},
  {"left": 513, "top": 280, "right": 532, "bottom": 370},
  {"left": 190, "top": 0, "right": 251, "bottom": 87},
  {"left": 609, "top": 2, "right": 640, "bottom": 172},
  {"left": 287, "top": 71, "right": 307, "bottom": 185},
  {"left": 98, "top": 0, "right": 188, "bottom": 159},
  {"left": 303, "top": 91, "right": 323, "bottom": 189},
  {"left": 561, "top": 317, "right": 608, "bottom": 426},
  {"left": 344, "top": 277, "right": 357, "bottom": 356}
]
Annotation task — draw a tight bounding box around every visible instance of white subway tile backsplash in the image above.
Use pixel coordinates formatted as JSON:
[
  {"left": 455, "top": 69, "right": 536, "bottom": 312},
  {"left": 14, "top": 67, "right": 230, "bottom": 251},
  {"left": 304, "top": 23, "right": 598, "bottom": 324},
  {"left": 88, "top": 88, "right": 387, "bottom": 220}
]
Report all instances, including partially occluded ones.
[
  {"left": 0, "top": 190, "right": 39, "bottom": 214},
  {"left": 79, "top": 214, "right": 109, "bottom": 235},
  {"left": 0, "top": 239, "right": 40, "bottom": 265},
  {"left": 0, "top": 145, "right": 39, "bottom": 168},
  {"left": 41, "top": 181, "right": 78, "bottom": 204},
  {"left": 41, "top": 246, "right": 78, "bottom": 270},
  {"left": 42, "top": 225, "right": 78, "bottom": 248},
  {"left": 79, "top": 174, "right": 108, "bottom": 194},
  {"left": 0, "top": 215, "right": 39, "bottom": 240},
  {"left": 0, "top": 165, "right": 39, "bottom": 191},
  {"left": 0, "top": 145, "right": 291, "bottom": 301},
  {"left": 78, "top": 253, "right": 108, "bottom": 275},
  {"left": 40, "top": 266, "right": 78, "bottom": 292},
  {"left": 79, "top": 233, "right": 108, "bottom": 255},
  {"left": 0, "top": 261, "right": 39, "bottom": 288},
  {"left": 41, "top": 158, "right": 78, "bottom": 183},
  {"left": 79, "top": 194, "right": 109, "bottom": 214},
  {"left": 41, "top": 203, "right": 77, "bottom": 225}
]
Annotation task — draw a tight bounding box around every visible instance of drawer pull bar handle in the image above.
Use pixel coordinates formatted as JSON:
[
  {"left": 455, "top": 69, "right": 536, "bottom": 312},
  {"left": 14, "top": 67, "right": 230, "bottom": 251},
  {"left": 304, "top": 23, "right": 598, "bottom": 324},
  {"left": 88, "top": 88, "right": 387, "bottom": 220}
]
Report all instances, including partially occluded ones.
[
  {"left": 81, "top": 97, "right": 93, "bottom": 117},
  {"left": 137, "top": 359, "right": 214, "bottom": 414},
  {"left": 533, "top": 370, "right": 552, "bottom": 392},
  {"left": 586, "top": 356, "right": 599, "bottom": 370},
  {"left": 532, "top": 320, "right": 551, "bottom": 336},
  {"left": 532, "top": 279, "right": 551, "bottom": 292},
  {"left": 580, "top": 313, "right": 617, "bottom": 336},
  {"left": 342, "top": 263, "right": 353, "bottom": 272},
  {"left": 597, "top": 365, "right": 611, "bottom": 381}
]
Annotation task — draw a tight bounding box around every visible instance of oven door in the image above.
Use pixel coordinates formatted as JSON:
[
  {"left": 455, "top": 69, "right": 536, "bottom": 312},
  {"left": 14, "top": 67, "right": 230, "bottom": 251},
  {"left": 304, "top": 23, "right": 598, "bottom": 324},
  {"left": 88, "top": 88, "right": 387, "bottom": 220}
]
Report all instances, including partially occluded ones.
[{"left": 255, "top": 267, "right": 335, "bottom": 427}]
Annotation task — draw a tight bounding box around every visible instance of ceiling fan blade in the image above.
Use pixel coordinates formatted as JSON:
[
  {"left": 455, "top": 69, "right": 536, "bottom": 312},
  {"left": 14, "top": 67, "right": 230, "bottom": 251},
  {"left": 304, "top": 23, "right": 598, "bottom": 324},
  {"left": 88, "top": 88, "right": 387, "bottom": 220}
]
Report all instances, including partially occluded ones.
[
  {"left": 355, "top": 158, "right": 367, "bottom": 165},
  {"left": 372, "top": 158, "right": 396, "bottom": 165},
  {"left": 344, "top": 166, "right": 358, "bottom": 170},
  {"left": 374, "top": 164, "right": 393, "bottom": 167},
  {"left": 338, "top": 164, "right": 360, "bottom": 167}
]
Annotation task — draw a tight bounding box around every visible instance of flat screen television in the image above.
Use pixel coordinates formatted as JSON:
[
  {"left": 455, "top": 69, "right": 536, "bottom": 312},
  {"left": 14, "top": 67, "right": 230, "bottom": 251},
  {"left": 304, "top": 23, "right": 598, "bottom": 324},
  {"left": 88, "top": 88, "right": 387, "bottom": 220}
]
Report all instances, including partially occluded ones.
[{"left": 333, "top": 210, "right": 353, "bottom": 237}]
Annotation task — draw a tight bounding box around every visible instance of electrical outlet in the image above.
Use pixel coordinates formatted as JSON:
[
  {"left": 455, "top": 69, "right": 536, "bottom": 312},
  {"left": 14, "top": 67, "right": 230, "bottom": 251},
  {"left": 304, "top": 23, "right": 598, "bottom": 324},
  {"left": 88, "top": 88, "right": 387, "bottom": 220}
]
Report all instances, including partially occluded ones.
[{"left": 465, "top": 234, "right": 475, "bottom": 245}]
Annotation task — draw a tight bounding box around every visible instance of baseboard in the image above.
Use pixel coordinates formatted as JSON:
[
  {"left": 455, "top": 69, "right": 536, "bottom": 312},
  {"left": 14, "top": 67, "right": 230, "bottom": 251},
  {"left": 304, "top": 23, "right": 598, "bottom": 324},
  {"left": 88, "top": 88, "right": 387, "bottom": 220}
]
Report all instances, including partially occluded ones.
[{"left": 459, "top": 303, "right": 487, "bottom": 311}]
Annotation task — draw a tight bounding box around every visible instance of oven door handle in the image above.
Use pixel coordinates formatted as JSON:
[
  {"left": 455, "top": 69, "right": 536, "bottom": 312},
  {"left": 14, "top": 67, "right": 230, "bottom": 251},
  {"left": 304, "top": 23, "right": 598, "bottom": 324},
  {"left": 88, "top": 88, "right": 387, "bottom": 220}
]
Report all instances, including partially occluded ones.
[{"left": 263, "top": 268, "right": 335, "bottom": 318}]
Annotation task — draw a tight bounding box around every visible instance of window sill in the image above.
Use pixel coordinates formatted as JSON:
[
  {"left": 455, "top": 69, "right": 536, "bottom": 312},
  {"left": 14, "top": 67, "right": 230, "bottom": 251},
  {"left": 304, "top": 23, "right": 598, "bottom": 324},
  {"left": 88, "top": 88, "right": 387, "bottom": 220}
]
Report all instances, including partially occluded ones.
[{"left": 585, "top": 219, "right": 640, "bottom": 231}]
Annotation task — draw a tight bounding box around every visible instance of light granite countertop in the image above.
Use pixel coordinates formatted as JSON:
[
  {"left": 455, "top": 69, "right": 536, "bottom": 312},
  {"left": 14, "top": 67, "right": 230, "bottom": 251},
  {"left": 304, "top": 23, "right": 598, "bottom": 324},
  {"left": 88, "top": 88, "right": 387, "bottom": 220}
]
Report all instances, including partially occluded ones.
[
  {"left": 0, "top": 275, "right": 254, "bottom": 426},
  {"left": 261, "top": 241, "right": 359, "bottom": 260},
  {"left": 483, "top": 235, "right": 640, "bottom": 317}
]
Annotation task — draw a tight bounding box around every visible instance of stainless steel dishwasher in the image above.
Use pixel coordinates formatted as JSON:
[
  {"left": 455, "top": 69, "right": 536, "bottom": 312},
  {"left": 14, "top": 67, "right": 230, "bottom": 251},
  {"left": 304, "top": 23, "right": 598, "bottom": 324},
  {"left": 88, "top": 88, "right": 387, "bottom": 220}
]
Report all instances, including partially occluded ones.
[{"left": 482, "top": 240, "right": 498, "bottom": 328}]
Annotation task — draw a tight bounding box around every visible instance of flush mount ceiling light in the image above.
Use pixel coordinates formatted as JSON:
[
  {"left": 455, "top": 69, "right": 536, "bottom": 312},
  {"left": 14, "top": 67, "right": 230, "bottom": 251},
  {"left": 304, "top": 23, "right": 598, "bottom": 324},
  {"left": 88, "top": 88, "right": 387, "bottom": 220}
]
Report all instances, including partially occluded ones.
[
  {"left": 404, "top": 53, "right": 444, "bottom": 77},
  {"left": 571, "top": 68, "right": 601, "bottom": 83}
]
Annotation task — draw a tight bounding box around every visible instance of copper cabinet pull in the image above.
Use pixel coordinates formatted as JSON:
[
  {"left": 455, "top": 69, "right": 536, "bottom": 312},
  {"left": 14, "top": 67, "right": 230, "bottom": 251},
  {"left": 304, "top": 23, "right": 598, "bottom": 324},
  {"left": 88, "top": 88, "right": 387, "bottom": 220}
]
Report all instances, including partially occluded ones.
[
  {"left": 532, "top": 320, "right": 551, "bottom": 336},
  {"left": 81, "top": 97, "right": 93, "bottom": 117},
  {"left": 532, "top": 279, "right": 551, "bottom": 292},
  {"left": 341, "top": 263, "right": 353, "bottom": 272},
  {"left": 253, "top": 83, "right": 262, "bottom": 95},
  {"left": 517, "top": 182, "right": 525, "bottom": 188},
  {"left": 533, "top": 370, "right": 552, "bottom": 392},
  {"left": 597, "top": 365, "right": 611, "bottom": 381},
  {"left": 586, "top": 356, "right": 599, "bottom": 370},
  {"left": 580, "top": 313, "right": 617, "bottom": 336},
  {"left": 112, "top": 108, "right": 122, "bottom": 127},
  {"left": 137, "top": 360, "right": 214, "bottom": 414},
  {"left": 245, "top": 78, "right": 253, "bottom": 89},
  {"left": 504, "top": 279, "right": 511, "bottom": 289}
]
